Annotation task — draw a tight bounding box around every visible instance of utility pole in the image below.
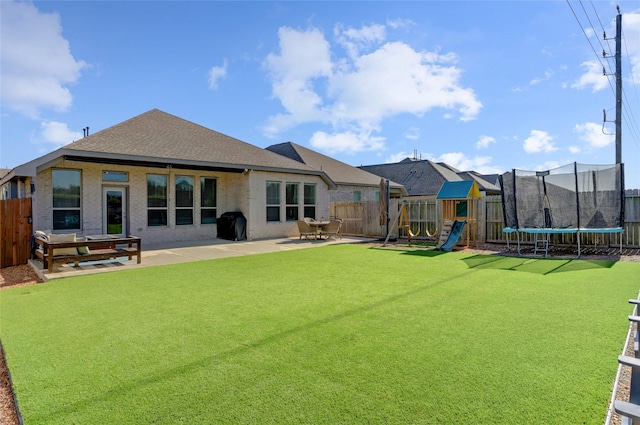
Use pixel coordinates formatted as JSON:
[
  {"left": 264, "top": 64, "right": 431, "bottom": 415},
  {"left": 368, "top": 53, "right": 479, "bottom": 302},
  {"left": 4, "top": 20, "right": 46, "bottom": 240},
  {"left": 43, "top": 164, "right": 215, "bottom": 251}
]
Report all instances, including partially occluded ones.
[
  {"left": 615, "top": 7, "right": 622, "bottom": 164},
  {"left": 603, "top": 7, "right": 623, "bottom": 164}
]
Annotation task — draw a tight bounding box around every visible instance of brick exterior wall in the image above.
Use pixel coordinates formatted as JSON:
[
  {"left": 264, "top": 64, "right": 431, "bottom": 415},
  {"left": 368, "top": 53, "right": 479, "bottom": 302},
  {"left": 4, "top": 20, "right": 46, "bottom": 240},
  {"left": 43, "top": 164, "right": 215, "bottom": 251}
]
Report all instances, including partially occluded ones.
[
  {"left": 35, "top": 161, "right": 330, "bottom": 244},
  {"left": 248, "top": 170, "right": 331, "bottom": 239},
  {"left": 329, "top": 185, "right": 379, "bottom": 202}
]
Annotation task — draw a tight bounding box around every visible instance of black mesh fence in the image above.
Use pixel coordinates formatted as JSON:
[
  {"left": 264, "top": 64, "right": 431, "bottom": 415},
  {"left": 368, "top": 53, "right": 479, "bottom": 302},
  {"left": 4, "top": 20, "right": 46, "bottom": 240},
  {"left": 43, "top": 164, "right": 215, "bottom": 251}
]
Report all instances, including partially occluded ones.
[{"left": 499, "top": 163, "right": 624, "bottom": 230}]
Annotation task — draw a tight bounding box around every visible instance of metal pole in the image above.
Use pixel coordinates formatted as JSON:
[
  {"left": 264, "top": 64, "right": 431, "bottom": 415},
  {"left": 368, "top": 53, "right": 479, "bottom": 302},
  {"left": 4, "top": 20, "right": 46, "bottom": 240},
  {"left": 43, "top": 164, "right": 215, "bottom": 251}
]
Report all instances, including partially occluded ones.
[{"left": 386, "top": 179, "right": 390, "bottom": 237}]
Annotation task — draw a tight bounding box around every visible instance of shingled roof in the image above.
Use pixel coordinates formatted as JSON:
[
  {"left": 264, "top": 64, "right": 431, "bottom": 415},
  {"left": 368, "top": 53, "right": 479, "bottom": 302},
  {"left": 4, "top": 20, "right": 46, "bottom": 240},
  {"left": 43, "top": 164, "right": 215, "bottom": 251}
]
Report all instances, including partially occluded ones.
[
  {"left": 359, "top": 158, "right": 500, "bottom": 196},
  {"left": 2, "top": 109, "right": 334, "bottom": 187},
  {"left": 266, "top": 142, "right": 406, "bottom": 196},
  {"left": 359, "top": 159, "right": 454, "bottom": 196},
  {"left": 63, "top": 109, "right": 328, "bottom": 173},
  {"left": 455, "top": 171, "right": 501, "bottom": 194}
]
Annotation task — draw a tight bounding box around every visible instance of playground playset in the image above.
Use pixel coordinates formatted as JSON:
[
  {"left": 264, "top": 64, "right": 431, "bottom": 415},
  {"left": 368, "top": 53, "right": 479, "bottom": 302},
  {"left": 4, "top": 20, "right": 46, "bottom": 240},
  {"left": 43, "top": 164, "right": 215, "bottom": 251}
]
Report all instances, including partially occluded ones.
[{"left": 383, "top": 180, "right": 481, "bottom": 252}]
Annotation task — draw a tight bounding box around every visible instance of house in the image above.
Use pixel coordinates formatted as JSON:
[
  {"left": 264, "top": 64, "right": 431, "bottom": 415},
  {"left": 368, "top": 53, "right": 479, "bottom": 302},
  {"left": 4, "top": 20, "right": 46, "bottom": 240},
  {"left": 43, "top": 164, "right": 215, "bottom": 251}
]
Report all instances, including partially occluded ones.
[
  {"left": 0, "top": 109, "right": 336, "bottom": 244},
  {"left": 0, "top": 169, "right": 10, "bottom": 199},
  {"left": 265, "top": 142, "right": 406, "bottom": 202},
  {"left": 359, "top": 158, "right": 500, "bottom": 198}
]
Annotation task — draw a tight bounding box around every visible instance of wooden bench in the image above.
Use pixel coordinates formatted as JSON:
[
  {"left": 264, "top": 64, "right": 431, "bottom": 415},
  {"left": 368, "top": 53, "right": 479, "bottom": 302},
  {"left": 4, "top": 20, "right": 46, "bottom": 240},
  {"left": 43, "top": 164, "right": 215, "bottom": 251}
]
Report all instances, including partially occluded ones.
[{"left": 34, "top": 236, "right": 141, "bottom": 273}]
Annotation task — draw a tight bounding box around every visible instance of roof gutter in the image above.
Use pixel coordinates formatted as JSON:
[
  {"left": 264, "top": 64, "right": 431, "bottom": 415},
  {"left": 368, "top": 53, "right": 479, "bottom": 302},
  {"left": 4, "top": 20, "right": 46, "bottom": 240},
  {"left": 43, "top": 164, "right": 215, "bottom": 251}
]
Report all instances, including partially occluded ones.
[
  {"left": 61, "top": 152, "right": 337, "bottom": 189},
  {"left": 2, "top": 148, "right": 337, "bottom": 190}
]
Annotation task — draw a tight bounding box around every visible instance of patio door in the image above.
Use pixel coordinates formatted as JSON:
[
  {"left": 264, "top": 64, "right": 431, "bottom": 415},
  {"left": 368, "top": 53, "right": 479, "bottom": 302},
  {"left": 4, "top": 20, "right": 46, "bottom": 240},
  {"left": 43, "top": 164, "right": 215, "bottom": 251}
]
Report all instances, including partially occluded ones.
[{"left": 103, "top": 187, "right": 127, "bottom": 237}]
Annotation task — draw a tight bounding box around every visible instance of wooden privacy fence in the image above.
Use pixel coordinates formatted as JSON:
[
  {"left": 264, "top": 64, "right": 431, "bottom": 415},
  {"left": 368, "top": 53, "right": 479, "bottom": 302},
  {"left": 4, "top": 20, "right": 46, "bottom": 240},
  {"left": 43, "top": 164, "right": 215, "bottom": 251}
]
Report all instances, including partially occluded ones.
[
  {"left": 626, "top": 189, "right": 640, "bottom": 247},
  {"left": 0, "top": 198, "right": 33, "bottom": 268},
  {"left": 339, "top": 192, "right": 640, "bottom": 247},
  {"left": 331, "top": 199, "right": 399, "bottom": 237},
  {"left": 485, "top": 190, "right": 640, "bottom": 248}
]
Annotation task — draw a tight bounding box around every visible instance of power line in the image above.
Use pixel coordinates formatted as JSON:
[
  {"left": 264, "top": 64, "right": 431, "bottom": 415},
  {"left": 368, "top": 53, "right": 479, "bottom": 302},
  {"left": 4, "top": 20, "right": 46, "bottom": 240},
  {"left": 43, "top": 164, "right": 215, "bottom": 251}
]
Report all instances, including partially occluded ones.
[
  {"left": 566, "top": 0, "right": 608, "bottom": 72},
  {"left": 567, "top": 1, "right": 617, "bottom": 100},
  {"left": 568, "top": 1, "right": 640, "bottom": 157},
  {"left": 580, "top": 0, "right": 609, "bottom": 59},
  {"left": 589, "top": 0, "right": 607, "bottom": 35},
  {"left": 588, "top": 0, "right": 617, "bottom": 79}
]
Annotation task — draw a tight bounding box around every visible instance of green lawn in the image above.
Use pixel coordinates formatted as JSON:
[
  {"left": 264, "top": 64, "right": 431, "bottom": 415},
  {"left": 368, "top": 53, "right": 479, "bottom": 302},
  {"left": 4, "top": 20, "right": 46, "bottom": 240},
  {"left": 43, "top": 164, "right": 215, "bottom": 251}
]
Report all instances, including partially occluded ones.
[{"left": 1, "top": 244, "right": 638, "bottom": 424}]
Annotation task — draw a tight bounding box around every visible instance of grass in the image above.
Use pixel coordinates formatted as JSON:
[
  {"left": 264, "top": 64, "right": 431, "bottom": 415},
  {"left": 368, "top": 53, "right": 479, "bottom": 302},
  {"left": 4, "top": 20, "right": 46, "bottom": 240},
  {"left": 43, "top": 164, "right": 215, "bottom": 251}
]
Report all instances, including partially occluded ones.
[{"left": 1, "top": 244, "right": 639, "bottom": 424}]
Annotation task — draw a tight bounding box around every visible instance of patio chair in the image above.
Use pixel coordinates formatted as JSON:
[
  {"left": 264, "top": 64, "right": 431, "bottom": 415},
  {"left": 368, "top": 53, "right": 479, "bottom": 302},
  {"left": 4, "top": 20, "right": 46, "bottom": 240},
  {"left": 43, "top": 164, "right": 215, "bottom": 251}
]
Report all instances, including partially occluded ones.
[
  {"left": 320, "top": 219, "right": 342, "bottom": 240},
  {"left": 297, "top": 220, "right": 317, "bottom": 240}
]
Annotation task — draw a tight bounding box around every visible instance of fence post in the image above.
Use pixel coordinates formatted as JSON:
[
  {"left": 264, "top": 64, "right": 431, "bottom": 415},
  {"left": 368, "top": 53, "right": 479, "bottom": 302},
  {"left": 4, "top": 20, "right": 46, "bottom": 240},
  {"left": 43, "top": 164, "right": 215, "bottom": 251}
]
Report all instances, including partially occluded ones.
[{"left": 0, "top": 198, "right": 33, "bottom": 268}]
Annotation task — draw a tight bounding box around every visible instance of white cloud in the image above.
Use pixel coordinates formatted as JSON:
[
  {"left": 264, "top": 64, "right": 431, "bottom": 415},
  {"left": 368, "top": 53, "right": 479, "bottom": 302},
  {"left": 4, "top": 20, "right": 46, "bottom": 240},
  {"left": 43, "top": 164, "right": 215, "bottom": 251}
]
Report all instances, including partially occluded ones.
[
  {"left": 335, "top": 23, "right": 386, "bottom": 59},
  {"left": 529, "top": 69, "right": 553, "bottom": 86},
  {"left": 571, "top": 12, "right": 640, "bottom": 93},
  {"left": 386, "top": 18, "right": 415, "bottom": 30},
  {"left": 40, "top": 121, "right": 82, "bottom": 146},
  {"left": 584, "top": 27, "right": 596, "bottom": 39},
  {"left": 572, "top": 60, "right": 608, "bottom": 92},
  {"left": 385, "top": 151, "right": 414, "bottom": 163},
  {"left": 404, "top": 127, "right": 420, "bottom": 141},
  {"left": 310, "top": 130, "right": 385, "bottom": 154},
  {"left": 569, "top": 145, "right": 582, "bottom": 154},
  {"left": 622, "top": 12, "right": 640, "bottom": 83},
  {"left": 437, "top": 152, "right": 501, "bottom": 174},
  {"left": 385, "top": 150, "right": 433, "bottom": 163},
  {"left": 540, "top": 161, "right": 561, "bottom": 171},
  {"left": 541, "top": 48, "right": 554, "bottom": 58},
  {"left": 263, "top": 26, "right": 333, "bottom": 133},
  {"left": 476, "top": 135, "right": 496, "bottom": 149},
  {"left": 383, "top": 150, "right": 501, "bottom": 174},
  {"left": 574, "top": 122, "right": 613, "bottom": 148},
  {"left": 523, "top": 130, "right": 558, "bottom": 153},
  {"left": 0, "top": 1, "right": 86, "bottom": 118},
  {"left": 208, "top": 59, "right": 228, "bottom": 90},
  {"left": 263, "top": 24, "right": 482, "bottom": 153},
  {"left": 329, "top": 41, "right": 480, "bottom": 121}
]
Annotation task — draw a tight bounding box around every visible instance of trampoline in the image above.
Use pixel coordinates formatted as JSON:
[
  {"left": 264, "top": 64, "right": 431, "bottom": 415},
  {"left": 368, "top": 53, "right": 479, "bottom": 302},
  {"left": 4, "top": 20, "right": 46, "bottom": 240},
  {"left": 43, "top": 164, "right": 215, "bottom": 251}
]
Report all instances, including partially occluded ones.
[{"left": 499, "top": 162, "right": 625, "bottom": 257}]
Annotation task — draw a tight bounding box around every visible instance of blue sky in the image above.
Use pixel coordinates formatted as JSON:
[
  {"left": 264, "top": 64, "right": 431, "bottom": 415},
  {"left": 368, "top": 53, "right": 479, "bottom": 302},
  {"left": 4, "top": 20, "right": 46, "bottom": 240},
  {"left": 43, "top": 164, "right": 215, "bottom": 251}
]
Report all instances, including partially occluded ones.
[{"left": 2, "top": 0, "right": 640, "bottom": 188}]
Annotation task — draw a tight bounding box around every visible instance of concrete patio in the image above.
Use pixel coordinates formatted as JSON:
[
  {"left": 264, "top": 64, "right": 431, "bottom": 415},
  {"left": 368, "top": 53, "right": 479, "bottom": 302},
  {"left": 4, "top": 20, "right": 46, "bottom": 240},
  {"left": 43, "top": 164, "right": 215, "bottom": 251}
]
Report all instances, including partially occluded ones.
[{"left": 28, "top": 236, "right": 374, "bottom": 281}]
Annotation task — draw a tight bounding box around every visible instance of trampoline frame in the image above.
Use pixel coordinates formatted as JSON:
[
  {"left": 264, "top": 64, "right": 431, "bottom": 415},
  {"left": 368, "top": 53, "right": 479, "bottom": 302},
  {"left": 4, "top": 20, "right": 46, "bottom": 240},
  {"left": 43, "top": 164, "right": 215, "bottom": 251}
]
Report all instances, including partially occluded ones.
[{"left": 503, "top": 227, "right": 623, "bottom": 257}]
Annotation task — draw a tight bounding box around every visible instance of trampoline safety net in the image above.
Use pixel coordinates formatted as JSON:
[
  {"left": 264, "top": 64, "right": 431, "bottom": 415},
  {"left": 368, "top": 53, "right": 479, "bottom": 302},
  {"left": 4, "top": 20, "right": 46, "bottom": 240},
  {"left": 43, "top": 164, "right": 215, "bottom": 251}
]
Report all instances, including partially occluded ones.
[{"left": 499, "top": 162, "right": 624, "bottom": 230}]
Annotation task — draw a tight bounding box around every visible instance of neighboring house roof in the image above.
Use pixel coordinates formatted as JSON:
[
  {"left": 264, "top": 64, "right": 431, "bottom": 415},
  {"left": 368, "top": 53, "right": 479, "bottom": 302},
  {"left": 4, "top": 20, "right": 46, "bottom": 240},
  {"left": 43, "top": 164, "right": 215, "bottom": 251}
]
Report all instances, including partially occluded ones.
[
  {"left": 359, "top": 158, "right": 500, "bottom": 197},
  {"left": 478, "top": 173, "right": 499, "bottom": 186},
  {"left": 455, "top": 171, "right": 501, "bottom": 194},
  {"left": 0, "top": 109, "right": 335, "bottom": 188},
  {"left": 0, "top": 169, "right": 10, "bottom": 179},
  {"left": 360, "top": 159, "right": 458, "bottom": 196},
  {"left": 266, "top": 142, "right": 406, "bottom": 196},
  {"left": 436, "top": 180, "right": 482, "bottom": 200}
]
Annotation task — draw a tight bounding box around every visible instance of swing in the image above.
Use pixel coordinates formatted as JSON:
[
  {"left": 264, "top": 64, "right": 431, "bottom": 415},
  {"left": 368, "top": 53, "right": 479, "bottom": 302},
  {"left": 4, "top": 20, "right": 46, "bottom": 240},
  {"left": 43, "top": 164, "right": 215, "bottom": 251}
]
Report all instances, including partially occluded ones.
[
  {"left": 397, "top": 204, "right": 419, "bottom": 240},
  {"left": 397, "top": 204, "right": 438, "bottom": 241},
  {"left": 422, "top": 227, "right": 437, "bottom": 238}
]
